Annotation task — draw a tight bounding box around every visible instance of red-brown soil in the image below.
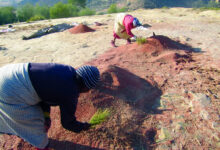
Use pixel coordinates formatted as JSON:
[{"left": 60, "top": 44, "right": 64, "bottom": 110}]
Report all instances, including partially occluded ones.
[
  {"left": 1, "top": 35, "right": 219, "bottom": 150},
  {"left": 69, "top": 24, "right": 95, "bottom": 34}
]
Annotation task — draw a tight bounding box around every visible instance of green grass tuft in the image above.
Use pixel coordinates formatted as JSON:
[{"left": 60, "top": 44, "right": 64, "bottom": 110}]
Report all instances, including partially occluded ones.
[
  {"left": 89, "top": 109, "right": 111, "bottom": 126},
  {"left": 162, "top": 6, "right": 169, "bottom": 9},
  {"left": 136, "top": 37, "right": 147, "bottom": 45},
  {"left": 28, "top": 15, "right": 46, "bottom": 22}
]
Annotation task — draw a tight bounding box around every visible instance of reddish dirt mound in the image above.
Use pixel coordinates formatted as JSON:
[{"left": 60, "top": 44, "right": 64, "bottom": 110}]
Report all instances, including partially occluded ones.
[
  {"left": 94, "top": 22, "right": 105, "bottom": 26},
  {"left": 69, "top": 24, "right": 95, "bottom": 34},
  {"left": 2, "top": 35, "right": 219, "bottom": 149},
  {"left": 137, "top": 35, "right": 193, "bottom": 54}
]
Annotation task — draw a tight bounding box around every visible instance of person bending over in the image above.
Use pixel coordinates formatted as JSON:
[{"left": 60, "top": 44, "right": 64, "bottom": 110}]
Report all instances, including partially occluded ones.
[
  {"left": 0, "top": 63, "right": 100, "bottom": 150},
  {"left": 111, "top": 13, "right": 142, "bottom": 47}
]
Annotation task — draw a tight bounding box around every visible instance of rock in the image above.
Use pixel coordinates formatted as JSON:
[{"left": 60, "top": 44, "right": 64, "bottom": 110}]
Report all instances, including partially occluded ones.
[
  {"left": 188, "top": 92, "right": 211, "bottom": 107},
  {"left": 0, "top": 47, "right": 7, "bottom": 50},
  {"left": 158, "top": 128, "right": 171, "bottom": 141},
  {"left": 211, "top": 122, "right": 219, "bottom": 129},
  {"left": 194, "top": 93, "right": 211, "bottom": 107},
  {"left": 178, "top": 35, "right": 192, "bottom": 42},
  {"left": 81, "top": 43, "right": 88, "bottom": 48},
  {"left": 200, "top": 110, "right": 209, "bottom": 120},
  {"left": 175, "top": 122, "right": 187, "bottom": 131}
]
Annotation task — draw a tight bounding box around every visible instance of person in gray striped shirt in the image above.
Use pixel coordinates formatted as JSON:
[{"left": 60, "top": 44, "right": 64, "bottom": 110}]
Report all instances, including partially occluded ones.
[{"left": 0, "top": 63, "right": 100, "bottom": 150}]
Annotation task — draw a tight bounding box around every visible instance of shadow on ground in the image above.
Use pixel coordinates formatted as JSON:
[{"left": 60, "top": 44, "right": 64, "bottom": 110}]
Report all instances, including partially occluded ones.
[
  {"left": 95, "top": 65, "right": 163, "bottom": 113},
  {"left": 149, "top": 34, "right": 203, "bottom": 53},
  {"left": 49, "top": 139, "right": 104, "bottom": 150},
  {"left": 0, "top": 46, "right": 7, "bottom": 51}
]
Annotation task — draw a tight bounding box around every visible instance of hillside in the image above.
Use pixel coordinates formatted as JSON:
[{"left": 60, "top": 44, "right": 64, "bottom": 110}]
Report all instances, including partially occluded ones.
[
  {"left": 17, "top": 0, "right": 67, "bottom": 6},
  {"left": 0, "top": 8, "right": 220, "bottom": 150},
  {"left": 0, "top": 0, "right": 125, "bottom": 7},
  {"left": 0, "top": 0, "right": 22, "bottom": 6},
  {"left": 0, "top": 0, "right": 217, "bottom": 9}
]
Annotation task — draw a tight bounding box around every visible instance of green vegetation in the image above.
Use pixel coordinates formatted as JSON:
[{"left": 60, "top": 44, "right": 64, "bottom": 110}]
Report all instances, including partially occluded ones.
[
  {"left": 34, "top": 4, "right": 50, "bottom": 19},
  {"left": 136, "top": 37, "right": 147, "bottom": 45},
  {"left": 0, "top": 0, "right": 94, "bottom": 25},
  {"left": 68, "top": 0, "right": 86, "bottom": 8},
  {"left": 89, "top": 109, "right": 111, "bottom": 126},
  {"left": 96, "top": 12, "right": 106, "bottom": 15},
  {"left": 0, "top": 0, "right": 219, "bottom": 25},
  {"left": 50, "top": 2, "right": 78, "bottom": 19},
  {"left": 199, "top": 7, "right": 220, "bottom": 10},
  {"left": 107, "top": 4, "right": 118, "bottom": 13},
  {"left": 107, "top": 4, "right": 128, "bottom": 14},
  {"left": 16, "top": 4, "right": 35, "bottom": 22},
  {"left": 28, "top": 15, "right": 46, "bottom": 22},
  {"left": 78, "top": 8, "right": 95, "bottom": 16},
  {"left": 0, "top": 6, "right": 17, "bottom": 25},
  {"left": 162, "top": 6, "right": 169, "bottom": 9},
  {"left": 118, "top": 7, "right": 128, "bottom": 12},
  {"left": 198, "top": 0, "right": 220, "bottom": 10}
]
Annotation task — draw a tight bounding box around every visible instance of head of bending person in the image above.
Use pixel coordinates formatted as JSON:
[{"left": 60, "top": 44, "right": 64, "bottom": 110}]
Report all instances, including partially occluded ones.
[
  {"left": 133, "top": 17, "right": 142, "bottom": 28},
  {"left": 76, "top": 65, "right": 100, "bottom": 93}
]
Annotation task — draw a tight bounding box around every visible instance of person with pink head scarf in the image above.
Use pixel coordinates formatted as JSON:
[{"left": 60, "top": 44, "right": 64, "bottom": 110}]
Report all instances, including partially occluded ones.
[{"left": 111, "top": 13, "right": 142, "bottom": 47}]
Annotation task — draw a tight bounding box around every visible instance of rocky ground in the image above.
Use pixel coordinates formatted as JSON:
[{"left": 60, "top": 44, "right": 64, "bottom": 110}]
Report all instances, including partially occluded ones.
[{"left": 0, "top": 8, "right": 220, "bottom": 150}]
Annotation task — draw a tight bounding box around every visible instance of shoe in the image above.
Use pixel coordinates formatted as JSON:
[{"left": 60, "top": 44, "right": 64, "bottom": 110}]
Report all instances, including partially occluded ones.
[
  {"left": 111, "top": 40, "right": 116, "bottom": 47},
  {"left": 127, "top": 38, "right": 131, "bottom": 44}
]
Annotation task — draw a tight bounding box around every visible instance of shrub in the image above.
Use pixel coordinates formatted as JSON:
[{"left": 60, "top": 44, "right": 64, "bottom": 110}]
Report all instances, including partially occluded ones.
[
  {"left": 162, "top": 6, "right": 169, "bottom": 9},
  {"left": 136, "top": 37, "right": 147, "bottom": 45},
  {"left": 107, "top": 4, "right": 118, "bottom": 14},
  {"left": 207, "top": 0, "right": 220, "bottom": 8},
  {"left": 118, "top": 7, "right": 128, "bottom": 12},
  {"left": 96, "top": 12, "right": 106, "bottom": 15},
  {"left": 68, "top": 0, "right": 86, "bottom": 8},
  {"left": 78, "top": 8, "right": 95, "bottom": 16},
  {"left": 50, "top": 2, "right": 78, "bottom": 19},
  {"left": 89, "top": 109, "right": 111, "bottom": 126},
  {"left": 28, "top": 15, "right": 46, "bottom": 22}
]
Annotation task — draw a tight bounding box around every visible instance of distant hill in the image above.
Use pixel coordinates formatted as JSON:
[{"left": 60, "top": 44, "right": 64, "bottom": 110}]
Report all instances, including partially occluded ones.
[
  {"left": 0, "top": 0, "right": 22, "bottom": 7},
  {"left": 0, "top": 0, "right": 215, "bottom": 9},
  {"left": 0, "top": 0, "right": 125, "bottom": 8},
  {"left": 0, "top": 0, "right": 68, "bottom": 7},
  {"left": 17, "top": 0, "right": 68, "bottom": 6},
  {"left": 0, "top": 0, "right": 130, "bottom": 10}
]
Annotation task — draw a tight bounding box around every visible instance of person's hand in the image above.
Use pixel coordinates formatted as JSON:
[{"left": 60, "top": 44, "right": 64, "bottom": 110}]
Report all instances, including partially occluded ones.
[
  {"left": 81, "top": 122, "right": 91, "bottom": 131},
  {"left": 36, "top": 143, "right": 50, "bottom": 150},
  {"left": 36, "top": 148, "right": 50, "bottom": 150},
  {"left": 120, "top": 29, "right": 126, "bottom": 33},
  {"left": 131, "top": 36, "right": 137, "bottom": 42},
  {"left": 44, "top": 117, "right": 51, "bottom": 133}
]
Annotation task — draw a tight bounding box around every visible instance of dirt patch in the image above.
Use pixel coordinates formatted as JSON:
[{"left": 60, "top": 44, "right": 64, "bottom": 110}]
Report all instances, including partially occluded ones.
[
  {"left": 1, "top": 35, "right": 219, "bottom": 149},
  {"left": 69, "top": 24, "right": 95, "bottom": 34}
]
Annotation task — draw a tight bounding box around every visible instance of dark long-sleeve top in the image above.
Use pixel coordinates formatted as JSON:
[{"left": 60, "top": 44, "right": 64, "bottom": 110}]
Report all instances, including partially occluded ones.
[{"left": 28, "top": 63, "right": 84, "bottom": 133}]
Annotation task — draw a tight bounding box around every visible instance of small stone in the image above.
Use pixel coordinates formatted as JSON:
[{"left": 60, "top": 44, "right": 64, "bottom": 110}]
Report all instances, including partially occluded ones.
[
  {"left": 200, "top": 110, "right": 209, "bottom": 120},
  {"left": 211, "top": 122, "right": 219, "bottom": 129},
  {"left": 158, "top": 128, "right": 171, "bottom": 141},
  {"left": 81, "top": 43, "right": 88, "bottom": 48}
]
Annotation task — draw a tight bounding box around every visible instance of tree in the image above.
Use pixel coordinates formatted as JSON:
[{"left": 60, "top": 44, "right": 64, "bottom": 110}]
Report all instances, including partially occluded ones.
[
  {"left": 50, "top": 2, "right": 78, "bottom": 19},
  {"left": 16, "top": 4, "right": 35, "bottom": 22},
  {"left": 0, "top": 7, "right": 17, "bottom": 25},
  {"left": 68, "top": 0, "right": 86, "bottom": 8}
]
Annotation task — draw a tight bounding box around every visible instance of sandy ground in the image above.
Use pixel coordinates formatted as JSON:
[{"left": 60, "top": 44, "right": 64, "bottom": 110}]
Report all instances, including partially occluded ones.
[{"left": 0, "top": 8, "right": 220, "bottom": 68}]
